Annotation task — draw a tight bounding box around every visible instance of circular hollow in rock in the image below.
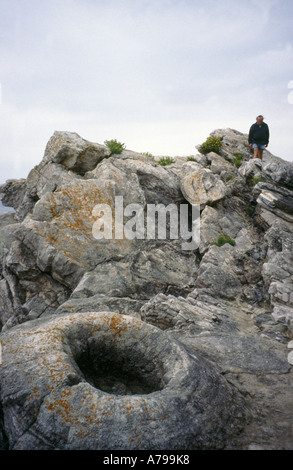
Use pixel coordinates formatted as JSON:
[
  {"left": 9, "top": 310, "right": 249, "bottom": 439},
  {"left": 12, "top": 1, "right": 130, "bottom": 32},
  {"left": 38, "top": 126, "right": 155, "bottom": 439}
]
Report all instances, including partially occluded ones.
[
  {"left": 66, "top": 315, "right": 165, "bottom": 396},
  {"left": 0, "top": 312, "right": 247, "bottom": 450},
  {"left": 71, "top": 336, "right": 164, "bottom": 396}
]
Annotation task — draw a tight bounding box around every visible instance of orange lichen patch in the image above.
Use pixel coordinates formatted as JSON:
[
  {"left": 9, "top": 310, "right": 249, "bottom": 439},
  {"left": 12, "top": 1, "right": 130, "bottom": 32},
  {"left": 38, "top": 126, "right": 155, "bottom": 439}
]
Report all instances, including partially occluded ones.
[
  {"left": 26, "top": 385, "right": 41, "bottom": 404},
  {"left": 46, "top": 182, "right": 114, "bottom": 232},
  {"left": 31, "top": 181, "right": 133, "bottom": 269},
  {"left": 47, "top": 361, "right": 71, "bottom": 388},
  {"left": 0, "top": 338, "right": 14, "bottom": 358},
  {"left": 45, "top": 387, "right": 117, "bottom": 442},
  {"left": 107, "top": 313, "right": 144, "bottom": 340},
  {"left": 108, "top": 313, "right": 130, "bottom": 336},
  {"left": 120, "top": 397, "right": 144, "bottom": 419},
  {"left": 47, "top": 388, "right": 74, "bottom": 424}
]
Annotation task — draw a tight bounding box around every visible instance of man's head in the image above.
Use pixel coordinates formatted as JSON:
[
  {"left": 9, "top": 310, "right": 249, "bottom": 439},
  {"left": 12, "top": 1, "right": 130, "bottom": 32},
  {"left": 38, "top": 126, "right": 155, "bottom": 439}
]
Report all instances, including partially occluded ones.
[{"left": 256, "top": 115, "right": 264, "bottom": 124}]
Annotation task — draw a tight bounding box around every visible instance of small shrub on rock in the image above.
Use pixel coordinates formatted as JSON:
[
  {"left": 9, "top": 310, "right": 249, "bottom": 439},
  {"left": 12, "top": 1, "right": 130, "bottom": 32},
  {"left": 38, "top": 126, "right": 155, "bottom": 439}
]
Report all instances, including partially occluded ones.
[
  {"left": 158, "top": 156, "right": 175, "bottom": 166},
  {"left": 200, "top": 136, "right": 222, "bottom": 155},
  {"left": 212, "top": 232, "right": 236, "bottom": 247},
  {"left": 232, "top": 152, "right": 243, "bottom": 168},
  {"left": 104, "top": 139, "right": 126, "bottom": 155},
  {"left": 226, "top": 174, "right": 235, "bottom": 182},
  {"left": 252, "top": 176, "right": 263, "bottom": 185}
]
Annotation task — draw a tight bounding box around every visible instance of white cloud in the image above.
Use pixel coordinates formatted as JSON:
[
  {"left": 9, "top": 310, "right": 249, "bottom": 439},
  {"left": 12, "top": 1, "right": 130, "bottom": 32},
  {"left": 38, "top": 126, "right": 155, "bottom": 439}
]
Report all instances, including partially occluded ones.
[{"left": 1, "top": 0, "right": 293, "bottom": 184}]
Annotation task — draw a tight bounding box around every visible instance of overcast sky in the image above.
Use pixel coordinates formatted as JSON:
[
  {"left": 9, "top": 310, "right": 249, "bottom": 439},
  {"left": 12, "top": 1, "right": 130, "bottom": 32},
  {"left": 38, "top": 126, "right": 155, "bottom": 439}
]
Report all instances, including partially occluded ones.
[{"left": 0, "top": 0, "right": 293, "bottom": 184}]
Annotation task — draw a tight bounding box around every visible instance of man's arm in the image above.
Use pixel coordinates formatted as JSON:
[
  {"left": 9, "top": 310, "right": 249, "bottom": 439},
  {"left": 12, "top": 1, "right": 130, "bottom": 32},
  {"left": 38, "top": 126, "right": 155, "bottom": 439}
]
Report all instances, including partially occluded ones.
[
  {"left": 266, "top": 124, "right": 269, "bottom": 146},
  {"left": 248, "top": 124, "right": 254, "bottom": 145}
]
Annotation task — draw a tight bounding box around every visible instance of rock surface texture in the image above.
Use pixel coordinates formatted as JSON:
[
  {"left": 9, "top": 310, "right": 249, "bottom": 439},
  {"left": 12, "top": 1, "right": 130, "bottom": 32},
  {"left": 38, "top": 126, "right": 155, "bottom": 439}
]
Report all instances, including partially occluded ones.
[{"left": 0, "top": 128, "right": 293, "bottom": 450}]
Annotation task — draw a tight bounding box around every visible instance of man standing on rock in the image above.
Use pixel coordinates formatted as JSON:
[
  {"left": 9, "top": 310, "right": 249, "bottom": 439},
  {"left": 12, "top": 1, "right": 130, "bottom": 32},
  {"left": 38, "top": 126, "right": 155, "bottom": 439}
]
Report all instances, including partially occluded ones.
[{"left": 248, "top": 115, "right": 269, "bottom": 160}]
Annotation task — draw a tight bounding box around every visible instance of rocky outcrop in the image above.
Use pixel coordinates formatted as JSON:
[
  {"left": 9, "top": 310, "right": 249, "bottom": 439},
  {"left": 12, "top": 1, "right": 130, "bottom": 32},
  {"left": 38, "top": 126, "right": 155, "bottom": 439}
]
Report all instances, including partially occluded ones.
[
  {"left": 0, "top": 128, "right": 293, "bottom": 450},
  {"left": 0, "top": 311, "right": 247, "bottom": 450}
]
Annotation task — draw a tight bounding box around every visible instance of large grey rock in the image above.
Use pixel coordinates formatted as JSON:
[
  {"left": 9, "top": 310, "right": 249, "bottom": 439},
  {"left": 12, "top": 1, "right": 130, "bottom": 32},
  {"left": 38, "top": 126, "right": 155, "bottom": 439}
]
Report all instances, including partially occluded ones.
[
  {"left": 194, "top": 244, "right": 247, "bottom": 300},
  {"left": 207, "top": 151, "right": 234, "bottom": 174},
  {"left": 0, "top": 179, "right": 27, "bottom": 210},
  {"left": 208, "top": 128, "right": 252, "bottom": 160},
  {"left": 43, "top": 131, "right": 111, "bottom": 174},
  {"left": 238, "top": 159, "right": 263, "bottom": 179},
  {"left": 0, "top": 132, "right": 197, "bottom": 328},
  {"left": 1, "top": 128, "right": 293, "bottom": 450},
  {"left": 140, "top": 292, "right": 289, "bottom": 372},
  {"left": 262, "top": 156, "right": 293, "bottom": 188},
  {"left": 180, "top": 166, "right": 226, "bottom": 207},
  {"left": 0, "top": 312, "right": 247, "bottom": 450},
  {"left": 256, "top": 184, "right": 293, "bottom": 224},
  {"left": 0, "top": 212, "right": 16, "bottom": 229},
  {"left": 261, "top": 218, "right": 293, "bottom": 317},
  {"left": 0, "top": 179, "right": 35, "bottom": 221}
]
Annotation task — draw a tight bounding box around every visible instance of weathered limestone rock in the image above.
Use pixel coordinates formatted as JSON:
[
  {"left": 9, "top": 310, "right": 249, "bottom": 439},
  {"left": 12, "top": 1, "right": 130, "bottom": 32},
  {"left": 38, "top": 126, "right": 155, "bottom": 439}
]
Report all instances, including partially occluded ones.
[
  {"left": 262, "top": 156, "right": 293, "bottom": 189},
  {"left": 87, "top": 155, "right": 183, "bottom": 205},
  {"left": 0, "top": 312, "right": 247, "bottom": 450},
  {"left": 1, "top": 128, "right": 293, "bottom": 450},
  {"left": 0, "top": 132, "right": 198, "bottom": 328},
  {"left": 140, "top": 292, "right": 290, "bottom": 373},
  {"left": 194, "top": 244, "right": 242, "bottom": 299},
  {"left": 256, "top": 185, "right": 293, "bottom": 225},
  {"left": 0, "top": 179, "right": 35, "bottom": 221},
  {"left": 206, "top": 151, "right": 234, "bottom": 175},
  {"left": 180, "top": 166, "right": 226, "bottom": 207},
  {"left": 43, "top": 131, "right": 111, "bottom": 174},
  {"left": 208, "top": 128, "right": 252, "bottom": 160},
  {"left": 0, "top": 179, "right": 27, "bottom": 210},
  {"left": 0, "top": 212, "right": 16, "bottom": 230},
  {"left": 272, "top": 304, "right": 293, "bottom": 331},
  {"left": 238, "top": 159, "right": 263, "bottom": 180}
]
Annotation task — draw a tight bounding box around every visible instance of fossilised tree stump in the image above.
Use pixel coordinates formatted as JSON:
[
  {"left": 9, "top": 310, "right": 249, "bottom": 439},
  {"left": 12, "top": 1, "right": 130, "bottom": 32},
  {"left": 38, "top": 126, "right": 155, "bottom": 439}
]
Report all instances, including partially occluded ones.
[{"left": 0, "top": 311, "right": 248, "bottom": 450}]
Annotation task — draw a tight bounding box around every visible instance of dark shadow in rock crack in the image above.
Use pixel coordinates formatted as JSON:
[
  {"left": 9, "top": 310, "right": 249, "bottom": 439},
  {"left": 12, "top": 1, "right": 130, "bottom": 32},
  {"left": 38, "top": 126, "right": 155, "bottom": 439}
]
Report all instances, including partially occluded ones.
[{"left": 70, "top": 334, "right": 164, "bottom": 396}]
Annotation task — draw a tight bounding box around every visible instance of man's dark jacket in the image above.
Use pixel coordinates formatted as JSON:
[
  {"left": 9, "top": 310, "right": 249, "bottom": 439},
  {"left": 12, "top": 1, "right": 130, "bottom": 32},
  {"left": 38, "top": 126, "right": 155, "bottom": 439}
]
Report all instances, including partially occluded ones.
[{"left": 248, "top": 122, "right": 269, "bottom": 146}]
